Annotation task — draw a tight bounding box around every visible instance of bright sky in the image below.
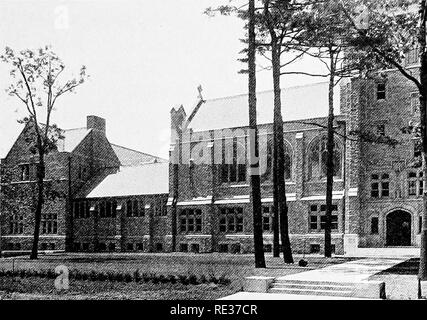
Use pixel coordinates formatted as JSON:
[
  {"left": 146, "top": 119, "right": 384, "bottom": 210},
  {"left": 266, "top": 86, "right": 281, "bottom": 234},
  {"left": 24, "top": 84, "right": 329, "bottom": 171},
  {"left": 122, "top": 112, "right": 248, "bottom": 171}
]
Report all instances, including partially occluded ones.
[{"left": 0, "top": 0, "right": 327, "bottom": 159}]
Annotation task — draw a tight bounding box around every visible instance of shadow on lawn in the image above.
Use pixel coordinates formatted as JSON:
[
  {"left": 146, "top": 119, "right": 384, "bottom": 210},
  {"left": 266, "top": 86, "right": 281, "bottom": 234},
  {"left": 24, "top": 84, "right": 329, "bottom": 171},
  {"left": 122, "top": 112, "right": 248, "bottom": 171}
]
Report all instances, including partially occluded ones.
[{"left": 375, "top": 258, "right": 420, "bottom": 276}]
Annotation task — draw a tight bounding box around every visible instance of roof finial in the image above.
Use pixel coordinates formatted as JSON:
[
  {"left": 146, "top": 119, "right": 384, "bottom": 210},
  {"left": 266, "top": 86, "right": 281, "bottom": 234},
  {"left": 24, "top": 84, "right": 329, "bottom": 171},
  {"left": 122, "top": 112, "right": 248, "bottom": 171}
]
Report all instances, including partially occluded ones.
[{"left": 197, "top": 84, "right": 204, "bottom": 101}]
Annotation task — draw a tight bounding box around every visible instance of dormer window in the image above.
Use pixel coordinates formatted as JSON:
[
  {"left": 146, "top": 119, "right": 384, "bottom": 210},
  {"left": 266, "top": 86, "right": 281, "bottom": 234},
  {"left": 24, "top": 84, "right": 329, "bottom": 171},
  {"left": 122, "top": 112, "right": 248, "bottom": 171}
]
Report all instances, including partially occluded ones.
[{"left": 377, "top": 83, "right": 386, "bottom": 100}]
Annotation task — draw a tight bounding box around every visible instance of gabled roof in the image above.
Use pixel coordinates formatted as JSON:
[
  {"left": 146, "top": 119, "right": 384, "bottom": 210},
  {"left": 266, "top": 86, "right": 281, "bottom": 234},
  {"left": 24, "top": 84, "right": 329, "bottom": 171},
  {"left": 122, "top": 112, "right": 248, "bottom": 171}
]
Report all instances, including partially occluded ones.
[
  {"left": 56, "top": 128, "right": 92, "bottom": 153},
  {"left": 187, "top": 82, "right": 340, "bottom": 131},
  {"left": 110, "top": 144, "right": 167, "bottom": 166},
  {"left": 85, "top": 162, "right": 169, "bottom": 198}
]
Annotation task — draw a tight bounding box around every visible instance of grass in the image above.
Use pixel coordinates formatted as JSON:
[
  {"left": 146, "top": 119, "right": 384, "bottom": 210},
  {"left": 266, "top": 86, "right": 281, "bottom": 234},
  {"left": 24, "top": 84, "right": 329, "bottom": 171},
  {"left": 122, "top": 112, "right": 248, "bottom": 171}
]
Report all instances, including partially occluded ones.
[{"left": 0, "top": 252, "right": 355, "bottom": 300}]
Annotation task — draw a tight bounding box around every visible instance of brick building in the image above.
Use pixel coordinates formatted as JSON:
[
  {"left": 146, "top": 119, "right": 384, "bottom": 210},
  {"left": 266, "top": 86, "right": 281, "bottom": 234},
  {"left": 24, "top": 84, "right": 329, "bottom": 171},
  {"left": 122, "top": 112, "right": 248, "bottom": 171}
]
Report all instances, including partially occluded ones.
[
  {"left": 0, "top": 65, "right": 423, "bottom": 256},
  {"left": 166, "top": 67, "right": 423, "bottom": 255},
  {"left": 0, "top": 115, "right": 167, "bottom": 253}
]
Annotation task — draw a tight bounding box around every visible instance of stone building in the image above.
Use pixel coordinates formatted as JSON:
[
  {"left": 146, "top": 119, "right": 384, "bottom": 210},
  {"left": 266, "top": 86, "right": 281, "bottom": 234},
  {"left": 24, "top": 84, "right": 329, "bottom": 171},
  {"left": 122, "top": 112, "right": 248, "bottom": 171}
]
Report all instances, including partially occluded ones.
[
  {"left": 0, "top": 115, "right": 167, "bottom": 253},
  {"left": 166, "top": 66, "right": 422, "bottom": 255},
  {"left": 0, "top": 63, "right": 423, "bottom": 255}
]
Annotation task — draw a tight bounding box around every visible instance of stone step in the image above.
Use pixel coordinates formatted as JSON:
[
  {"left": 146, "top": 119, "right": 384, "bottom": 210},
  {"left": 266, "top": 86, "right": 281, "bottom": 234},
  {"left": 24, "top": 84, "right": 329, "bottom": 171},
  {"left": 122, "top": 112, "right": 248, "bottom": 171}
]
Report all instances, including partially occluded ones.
[
  {"left": 273, "top": 279, "right": 360, "bottom": 287},
  {"left": 269, "top": 287, "right": 354, "bottom": 297},
  {"left": 271, "top": 282, "right": 354, "bottom": 291}
]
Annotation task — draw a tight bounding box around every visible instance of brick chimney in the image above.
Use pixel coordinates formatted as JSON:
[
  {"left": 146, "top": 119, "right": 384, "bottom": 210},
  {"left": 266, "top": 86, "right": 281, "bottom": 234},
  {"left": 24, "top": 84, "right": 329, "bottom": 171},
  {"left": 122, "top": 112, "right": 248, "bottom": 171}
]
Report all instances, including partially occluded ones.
[{"left": 87, "top": 115, "right": 106, "bottom": 134}]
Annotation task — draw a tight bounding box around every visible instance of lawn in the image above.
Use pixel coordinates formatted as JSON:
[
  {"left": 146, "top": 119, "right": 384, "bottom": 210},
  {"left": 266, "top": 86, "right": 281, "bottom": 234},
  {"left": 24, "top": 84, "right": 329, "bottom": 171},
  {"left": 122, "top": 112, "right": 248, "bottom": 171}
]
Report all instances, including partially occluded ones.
[{"left": 0, "top": 252, "right": 354, "bottom": 300}]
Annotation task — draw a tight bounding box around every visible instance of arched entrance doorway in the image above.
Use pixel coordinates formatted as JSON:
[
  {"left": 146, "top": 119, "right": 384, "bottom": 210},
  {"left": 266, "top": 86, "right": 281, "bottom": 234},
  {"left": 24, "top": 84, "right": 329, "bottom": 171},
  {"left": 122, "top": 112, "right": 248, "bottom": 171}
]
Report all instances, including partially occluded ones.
[{"left": 386, "top": 210, "right": 412, "bottom": 246}]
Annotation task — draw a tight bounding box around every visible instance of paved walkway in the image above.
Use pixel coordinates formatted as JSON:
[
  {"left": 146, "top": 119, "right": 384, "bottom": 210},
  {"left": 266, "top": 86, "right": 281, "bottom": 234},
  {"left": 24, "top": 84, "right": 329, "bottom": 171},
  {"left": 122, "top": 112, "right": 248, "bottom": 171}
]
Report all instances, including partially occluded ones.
[
  {"left": 278, "top": 258, "right": 405, "bottom": 283},
  {"left": 221, "top": 258, "right": 406, "bottom": 300},
  {"left": 345, "top": 248, "right": 419, "bottom": 259}
]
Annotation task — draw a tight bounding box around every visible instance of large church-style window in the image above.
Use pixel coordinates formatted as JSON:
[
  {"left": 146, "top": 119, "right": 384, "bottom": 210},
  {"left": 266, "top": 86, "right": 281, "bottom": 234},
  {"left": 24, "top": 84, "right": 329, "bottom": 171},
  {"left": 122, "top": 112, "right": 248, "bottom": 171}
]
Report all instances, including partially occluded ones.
[
  {"left": 308, "top": 135, "right": 342, "bottom": 180},
  {"left": 260, "top": 134, "right": 293, "bottom": 182}
]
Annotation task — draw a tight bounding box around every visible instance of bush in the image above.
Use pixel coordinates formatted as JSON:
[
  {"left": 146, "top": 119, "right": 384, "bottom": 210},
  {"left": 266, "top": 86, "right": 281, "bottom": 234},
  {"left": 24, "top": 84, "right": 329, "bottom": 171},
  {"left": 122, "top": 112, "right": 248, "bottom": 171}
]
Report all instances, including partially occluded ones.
[
  {"left": 46, "top": 269, "right": 56, "bottom": 279},
  {"left": 140, "top": 273, "right": 149, "bottom": 282},
  {"left": 199, "top": 275, "right": 208, "bottom": 284},
  {"left": 167, "top": 275, "right": 177, "bottom": 284},
  {"left": 188, "top": 273, "right": 199, "bottom": 285},
  {"left": 209, "top": 276, "right": 219, "bottom": 284},
  {"left": 178, "top": 275, "right": 189, "bottom": 285},
  {"left": 124, "top": 273, "right": 133, "bottom": 283},
  {"left": 89, "top": 270, "right": 99, "bottom": 281},
  {"left": 218, "top": 275, "right": 231, "bottom": 286}
]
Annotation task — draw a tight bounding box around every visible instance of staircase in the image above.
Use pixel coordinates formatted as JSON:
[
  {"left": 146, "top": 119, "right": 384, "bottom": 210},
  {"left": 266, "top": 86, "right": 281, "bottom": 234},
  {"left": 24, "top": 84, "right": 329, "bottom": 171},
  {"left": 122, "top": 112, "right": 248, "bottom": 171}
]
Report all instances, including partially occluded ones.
[{"left": 269, "top": 278, "right": 385, "bottom": 298}]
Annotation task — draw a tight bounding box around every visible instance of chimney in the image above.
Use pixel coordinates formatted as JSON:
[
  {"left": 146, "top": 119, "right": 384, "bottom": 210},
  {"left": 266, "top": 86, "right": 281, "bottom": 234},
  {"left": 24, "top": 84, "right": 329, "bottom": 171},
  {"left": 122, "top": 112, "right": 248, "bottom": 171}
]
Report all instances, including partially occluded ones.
[{"left": 87, "top": 115, "right": 106, "bottom": 134}]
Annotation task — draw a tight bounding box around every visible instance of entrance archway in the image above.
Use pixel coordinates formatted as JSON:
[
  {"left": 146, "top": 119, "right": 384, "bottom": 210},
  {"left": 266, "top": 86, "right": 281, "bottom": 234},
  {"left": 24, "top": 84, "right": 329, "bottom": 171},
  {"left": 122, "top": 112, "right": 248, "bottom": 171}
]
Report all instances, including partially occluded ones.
[{"left": 386, "top": 210, "right": 412, "bottom": 246}]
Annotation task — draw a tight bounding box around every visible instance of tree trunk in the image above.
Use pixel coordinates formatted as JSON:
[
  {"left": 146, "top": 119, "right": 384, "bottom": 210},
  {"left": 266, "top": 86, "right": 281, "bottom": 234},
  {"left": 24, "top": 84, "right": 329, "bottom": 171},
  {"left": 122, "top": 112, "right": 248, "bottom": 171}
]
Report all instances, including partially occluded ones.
[
  {"left": 418, "top": 0, "right": 427, "bottom": 281},
  {"left": 271, "top": 41, "right": 293, "bottom": 264},
  {"left": 248, "top": 0, "right": 266, "bottom": 268},
  {"left": 324, "top": 48, "right": 336, "bottom": 258},
  {"left": 30, "top": 153, "right": 45, "bottom": 260}
]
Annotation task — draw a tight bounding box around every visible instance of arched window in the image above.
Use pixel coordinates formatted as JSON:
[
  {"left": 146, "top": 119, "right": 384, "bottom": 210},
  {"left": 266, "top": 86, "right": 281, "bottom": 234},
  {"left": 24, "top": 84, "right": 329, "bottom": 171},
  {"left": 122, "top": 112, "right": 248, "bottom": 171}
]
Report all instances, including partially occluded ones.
[
  {"left": 308, "top": 135, "right": 342, "bottom": 180},
  {"left": 261, "top": 134, "right": 292, "bottom": 181}
]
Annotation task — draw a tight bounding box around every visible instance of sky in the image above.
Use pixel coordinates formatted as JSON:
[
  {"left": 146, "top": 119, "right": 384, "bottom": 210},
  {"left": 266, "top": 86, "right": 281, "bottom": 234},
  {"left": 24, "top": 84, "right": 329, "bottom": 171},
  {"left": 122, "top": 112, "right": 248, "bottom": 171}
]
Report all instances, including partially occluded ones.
[{"left": 0, "top": 0, "right": 328, "bottom": 159}]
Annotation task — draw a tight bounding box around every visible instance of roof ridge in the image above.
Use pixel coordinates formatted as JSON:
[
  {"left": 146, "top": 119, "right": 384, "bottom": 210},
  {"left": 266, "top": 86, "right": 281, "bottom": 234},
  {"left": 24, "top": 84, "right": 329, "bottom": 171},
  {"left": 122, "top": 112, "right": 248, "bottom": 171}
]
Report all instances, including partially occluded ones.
[
  {"left": 110, "top": 143, "right": 162, "bottom": 159},
  {"left": 204, "top": 81, "right": 329, "bottom": 103}
]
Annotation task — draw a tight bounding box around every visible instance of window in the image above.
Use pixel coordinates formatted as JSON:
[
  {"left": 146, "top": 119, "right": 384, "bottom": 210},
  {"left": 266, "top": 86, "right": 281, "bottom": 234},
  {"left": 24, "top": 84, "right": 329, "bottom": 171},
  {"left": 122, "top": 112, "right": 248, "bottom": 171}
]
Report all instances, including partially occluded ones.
[
  {"left": 9, "top": 213, "right": 24, "bottom": 235},
  {"left": 405, "top": 46, "right": 420, "bottom": 65},
  {"left": 108, "top": 243, "right": 116, "bottom": 252},
  {"left": 411, "top": 92, "right": 420, "bottom": 113},
  {"left": 420, "top": 216, "right": 423, "bottom": 234},
  {"left": 308, "top": 135, "right": 342, "bottom": 180},
  {"left": 263, "top": 244, "right": 272, "bottom": 252},
  {"left": 221, "top": 136, "right": 246, "bottom": 183},
  {"left": 371, "top": 173, "right": 390, "bottom": 198},
  {"left": 105, "top": 201, "right": 117, "bottom": 218},
  {"left": 261, "top": 134, "right": 292, "bottom": 181},
  {"left": 309, "top": 204, "right": 338, "bottom": 232},
  {"left": 74, "top": 243, "right": 81, "bottom": 251},
  {"left": 127, "top": 199, "right": 143, "bottom": 217},
  {"left": 376, "top": 124, "right": 385, "bottom": 136},
  {"left": 180, "top": 243, "right": 188, "bottom": 252},
  {"left": 190, "top": 243, "right": 200, "bottom": 253},
  {"left": 219, "top": 244, "right": 228, "bottom": 253},
  {"left": 98, "top": 243, "right": 107, "bottom": 251},
  {"left": 179, "top": 209, "right": 202, "bottom": 233},
  {"left": 136, "top": 243, "right": 144, "bottom": 251},
  {"left": 408, "top": 171, "right": 423, "bottom": 197},
  {"left": 262, "top": 206, "right": 273, "bottom": 232},
  {"left": 310, "top": 244, "right": 320, "bottom": 253},
  {"left": 154, "top": 198, "right": 167, "bottom": 216},
  {"left": 377, "top": 83, "right": 386, "bottom": 100},
  {"left": 156, "top": 243, "right": 163, "bottom": 252},
  {"left": 73, "top": 201, "right": 89, "bottom": 219},
  {"left": 219, "top": 207, "right": 244, "bottom": 233},
  {"left": 19, "top": 164, "right": 30, "bottom": 181},
  {"left": 127, "top": 243, "right": 134, "bottom": 251},
  {"left": 82, "top": 243, "right": 90, "bottom": 251},
  {"left": 41, "top": 213, "right": 57, "bottom": 234},
  {"left": 99, "top": 202, "right": 106, "bottom": 217},
  {"left": 371, "top": 217, "right": 379, "bottom": 234}
]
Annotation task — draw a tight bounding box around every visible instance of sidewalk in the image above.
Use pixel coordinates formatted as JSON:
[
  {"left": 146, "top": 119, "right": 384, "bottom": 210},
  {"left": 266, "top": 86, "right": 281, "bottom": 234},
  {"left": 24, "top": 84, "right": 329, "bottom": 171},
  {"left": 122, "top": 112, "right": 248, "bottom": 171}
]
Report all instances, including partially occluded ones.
[{"left": 221, "top": 258, "right": 405, "bottom": 300}]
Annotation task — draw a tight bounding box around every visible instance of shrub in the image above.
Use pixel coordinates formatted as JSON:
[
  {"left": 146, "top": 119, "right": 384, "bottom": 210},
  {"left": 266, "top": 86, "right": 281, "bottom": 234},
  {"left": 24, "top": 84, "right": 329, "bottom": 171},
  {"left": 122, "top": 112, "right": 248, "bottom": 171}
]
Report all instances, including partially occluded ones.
[
  {"left": 46, "top": 269, "right": 56, "bottom": 279},
  {"left": 107, "top": 271, "right": 116, "bottom": 282},
  {"left": 142, "top": 273, "right": 151, "bottom": 283},
  {"left": 133, "top": 270, "right": 141, "bottom": 283},
  {"left": 151, "top": 275, "right": 160, "bottom": 284},
  {"left": 124, "top": 273, "right": 133, "bottom": 283},
  {"left": 167, "top": 275, "right": 177, "bottom": 284},
  {"left": 199, "top": 275, "right": 208, "bottom": 284},
  {"left": 188, "top": 273, "right": 199, "bottom": 285},
  {"left": 114, "top": 272, "right": 124, "bottom": 282},
  {"left": 209, "top": 276, "right": 219, "bottom": 284},
  {"left": 218, "top": 275, "right": 231, "bottom": 286},
  {"left": 89, "top": 270, "right": 99, "bottom": 281},
  {"left": 178, "top": 275, "right": 189, "bottom": 285}
]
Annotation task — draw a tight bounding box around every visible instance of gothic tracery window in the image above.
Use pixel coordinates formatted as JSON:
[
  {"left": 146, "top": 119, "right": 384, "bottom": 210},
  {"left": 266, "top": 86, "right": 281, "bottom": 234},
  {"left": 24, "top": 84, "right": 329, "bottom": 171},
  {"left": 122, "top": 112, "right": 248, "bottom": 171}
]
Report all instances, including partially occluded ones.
[{"left": 308, "top": 135, "right": 342, "bottom": 180}]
